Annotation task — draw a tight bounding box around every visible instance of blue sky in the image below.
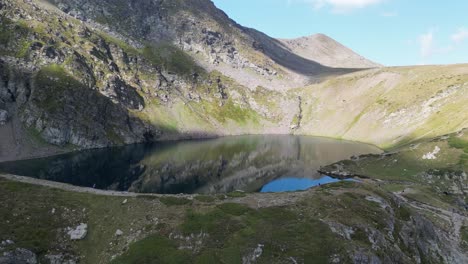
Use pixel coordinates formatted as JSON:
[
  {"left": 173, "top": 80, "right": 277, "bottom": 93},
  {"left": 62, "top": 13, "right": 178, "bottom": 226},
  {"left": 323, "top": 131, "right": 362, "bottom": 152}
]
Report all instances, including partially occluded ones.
[{"left": 211, "top": 0, "right": 468, "bottom": 66}]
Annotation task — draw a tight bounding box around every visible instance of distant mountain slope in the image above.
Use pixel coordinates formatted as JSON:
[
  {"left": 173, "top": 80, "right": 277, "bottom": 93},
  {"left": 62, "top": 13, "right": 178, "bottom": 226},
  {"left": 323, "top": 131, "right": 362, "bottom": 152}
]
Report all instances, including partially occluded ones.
[
  {"left": 42, "top": 0, "right": 376, "bottom": 88},
  {"left": 294, "top": 65, "right": 468, "bottom": 148},
  {"left": 278, "top": 34, "right": 381, "bottom": 69}
]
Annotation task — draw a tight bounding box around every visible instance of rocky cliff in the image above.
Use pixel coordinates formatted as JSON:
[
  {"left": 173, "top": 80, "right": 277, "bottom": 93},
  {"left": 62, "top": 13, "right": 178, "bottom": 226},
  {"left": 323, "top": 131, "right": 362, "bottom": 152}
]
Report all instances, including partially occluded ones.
[{"left": 0, "top": 0, "right": 467, "bottom": 162}]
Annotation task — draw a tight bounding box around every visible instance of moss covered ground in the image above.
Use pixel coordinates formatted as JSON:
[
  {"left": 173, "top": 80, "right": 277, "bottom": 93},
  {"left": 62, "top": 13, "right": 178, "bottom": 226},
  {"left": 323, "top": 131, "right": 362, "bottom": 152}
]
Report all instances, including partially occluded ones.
[
  {"left": 321, "top": 129, "right": 468, "bottom": 215},
  {"left": 1, "top": 174, "right": 440, "bottom": 263}
]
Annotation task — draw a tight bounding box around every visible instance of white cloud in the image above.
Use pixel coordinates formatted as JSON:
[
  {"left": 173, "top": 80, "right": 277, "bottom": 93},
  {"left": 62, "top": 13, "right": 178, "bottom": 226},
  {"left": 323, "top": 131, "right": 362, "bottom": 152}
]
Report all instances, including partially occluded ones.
[
  {"left": 418, "top": 29, "right": 455, "bottom": 64},
  {"left": 419, "top": 30, "right": 434, "bottom": 60},
  {"left": 291, "top": 0, "right": 385, "bottom": 12},
  {"left": 451, "top": 28, "right": 468, "bottom": 44}
]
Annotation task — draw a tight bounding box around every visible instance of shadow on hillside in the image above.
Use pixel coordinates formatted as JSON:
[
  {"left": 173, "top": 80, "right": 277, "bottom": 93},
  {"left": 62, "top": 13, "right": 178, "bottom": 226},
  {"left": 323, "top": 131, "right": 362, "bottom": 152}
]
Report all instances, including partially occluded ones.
[
  {"left": 243, "top": 28, "right": 369, "bottom": 81},
  {"left": 0, "top": 59, "right": 221, "bottom": 163}
]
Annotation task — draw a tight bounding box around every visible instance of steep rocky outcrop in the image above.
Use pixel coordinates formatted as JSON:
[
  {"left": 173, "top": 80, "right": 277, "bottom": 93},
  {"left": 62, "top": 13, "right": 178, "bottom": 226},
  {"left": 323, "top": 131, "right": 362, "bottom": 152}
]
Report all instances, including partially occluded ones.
[
  {"left": 0, "top": 0, "right": 296, "bottom": 160},
  {"left": 44, "top": 0, "right": 367, "bottom": 88}
]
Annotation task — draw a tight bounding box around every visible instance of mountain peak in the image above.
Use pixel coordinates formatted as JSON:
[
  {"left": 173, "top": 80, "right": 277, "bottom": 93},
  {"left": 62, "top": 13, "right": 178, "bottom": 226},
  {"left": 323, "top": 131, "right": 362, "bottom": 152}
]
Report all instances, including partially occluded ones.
[{"left": 278, "top": 34, "right": 381, "bottom": 69}]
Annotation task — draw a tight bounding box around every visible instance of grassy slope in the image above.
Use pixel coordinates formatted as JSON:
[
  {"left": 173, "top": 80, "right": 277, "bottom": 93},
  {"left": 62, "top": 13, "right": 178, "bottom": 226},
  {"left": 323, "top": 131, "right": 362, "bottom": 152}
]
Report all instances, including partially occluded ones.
[
  {"left": 321, "top": 129, "right": 468, "bottom": 233},
  {"left": 1, "top": 177, "right": 443, "bottom": 264},
  {"left": 327, "top": 129, "right": 467, "bottom": 182},
  {"left": 295, "top": 65, "right": 468, "bottom": 148},
  {"left": 130, "top": 63, "right": 468, "bottom": 147}
]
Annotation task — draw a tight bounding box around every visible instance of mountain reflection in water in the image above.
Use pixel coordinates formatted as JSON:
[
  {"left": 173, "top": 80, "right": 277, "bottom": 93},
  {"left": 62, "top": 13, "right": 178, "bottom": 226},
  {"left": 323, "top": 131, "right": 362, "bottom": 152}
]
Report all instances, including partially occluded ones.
[{"left": 0, "top": 135, "right": 381, "bottom": 194}]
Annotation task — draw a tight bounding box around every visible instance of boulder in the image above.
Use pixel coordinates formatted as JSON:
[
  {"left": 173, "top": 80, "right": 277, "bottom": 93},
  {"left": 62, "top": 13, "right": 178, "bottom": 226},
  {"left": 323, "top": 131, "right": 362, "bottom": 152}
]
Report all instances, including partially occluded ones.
[
  {"left": 0, "top": 109, "right": 8, "bottom": 125},
  {"left": 68, "top": 223, "right": 88, "bottom": 240}
]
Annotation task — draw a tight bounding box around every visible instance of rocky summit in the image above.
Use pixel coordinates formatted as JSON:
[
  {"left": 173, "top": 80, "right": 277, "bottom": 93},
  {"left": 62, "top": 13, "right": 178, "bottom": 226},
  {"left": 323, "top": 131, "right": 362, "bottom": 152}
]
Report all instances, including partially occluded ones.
[{"left": 0, "top": 0, "right": 467, "bottom": 264}]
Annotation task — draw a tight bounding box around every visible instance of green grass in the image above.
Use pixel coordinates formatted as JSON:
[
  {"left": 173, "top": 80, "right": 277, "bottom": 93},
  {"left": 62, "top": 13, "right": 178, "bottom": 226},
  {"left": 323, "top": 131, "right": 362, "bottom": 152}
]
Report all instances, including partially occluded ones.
[
  {"left": 176, "top": 205, "right": 341, "bottom": 263},
  {"left": 0, "top": 16, "right": 31, "bottom": 54},
  {"left": 251, "top": 86, "right": 282, "bottom": 120},
  {"left": 24, "top": 125, "right": 49, "bottom": 146},
  {"left": 351, "top": 228, "right": 370, "bottom": 245},
  {"left": 291, "top": 114, "right": 300, "bottom": 126},
  {"left": 111, "top": 235, "right": 192, "bottom": 264},
  {"left": 448, "top": 136, "right": 468, "bottom": 153},
  {"left": 201, "top": 99, "right": 260, "bottom": 125},
  {"left": 94, "top": 32, "right": 140, "bottom": 57},
  {"left": 403, "top": 186, "right": 451, "bottom": 210},
  {"left": 181, "top": 208, "right": 239, "bottom": 237},
  {"left": 194, "top": 195, "right": 216, "bottom": 203},
  {"left": 0, "top": 178, "right": 187, "bottom": 263},
  {"left": 0, "top": 180, "right": 83, "bottom": 255},
  {"left": 16, "top": 41, "right": 31, "bottom": 58},
  {"left": 159, "top": 197, "right": 192, "bottom": 206},
  {"left": 396, "top": 205, "right": 412, "bottom": 222},
  {"left": 34, "top": 64, "right": 85, "bottom": 113},
  {"left": 461, "top": 225, "right": 468, "bottom": 250},
  {"left": 0, "top": 18, "right": 13, "bottom": 45},
  {"left": 142, "top": 44, "right": 205, "bottom": 77},
  {"left": 461, "top": 153, "right": 468, "bottom": 166},
  {"left": 217, "top": 203, "right": 251, "bottom": 216},
  {"left": 226, "top": 191, "right": 247, "bottom": 198},
  {"left": 321, "top": 133, "right": 468, "bottom": 211}
]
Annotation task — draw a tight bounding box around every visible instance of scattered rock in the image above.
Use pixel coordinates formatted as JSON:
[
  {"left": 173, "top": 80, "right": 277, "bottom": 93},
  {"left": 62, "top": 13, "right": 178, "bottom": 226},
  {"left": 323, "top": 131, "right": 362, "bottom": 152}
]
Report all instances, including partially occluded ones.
[
  {"left": 1, "top": 240, "right": 14, "bottom": 246},
  {"left": 365, "top": 196, "right": 388, "bottom": 209},
  {"left": 242, "top": 244, "right": 264, "bottom": 264},
  {"left": 328, "top": 222, "right": 355, "bottom": 240},
  {"left": 422, "top": 146, "right": 441, "bottom": 160},
  {"left": 45, "top": 254, "right": 77, "bottom": 264},
  {"left": 171, "top": 232, "right": 208, "bottom": 253},
  {"left": 115, "top": 229, "right": 124, "bottom": 236},
  {"left": 67, "top": 223, "right": 88, "bottom": 240},
  {"left": 0, "top": 248, "right": 37, "bottom": 264},
  {"left": 0, "top": 109, "right": 8, "bottom": 125},
  {"left": 122, "top": 199, "right": 127, "bottom": 205}
]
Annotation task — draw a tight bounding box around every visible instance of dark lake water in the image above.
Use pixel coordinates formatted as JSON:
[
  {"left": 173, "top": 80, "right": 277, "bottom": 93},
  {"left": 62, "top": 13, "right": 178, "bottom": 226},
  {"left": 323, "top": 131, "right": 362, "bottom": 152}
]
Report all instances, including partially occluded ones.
[{"left": 0, "top": 136, "right": 381, "bottom": 194}]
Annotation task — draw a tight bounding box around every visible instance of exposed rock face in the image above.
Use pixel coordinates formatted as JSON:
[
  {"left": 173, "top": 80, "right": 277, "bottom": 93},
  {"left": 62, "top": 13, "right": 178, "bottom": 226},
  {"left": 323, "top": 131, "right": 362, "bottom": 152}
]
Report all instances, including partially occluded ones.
[
  {"left": 46, "top": 0, "right": 283, "bottom": 84},
  {"left": 104, "top": 76, "right": 144, "bottom": 110},
  {"left": 45, "top": 0, "right": 366, "bottom": 88},
  {"left": 325, "top": 193, "right": 468, "bottom": 264},
  {"left": 0, "top": 248, "right": 38, "bottom": 264},
  {"left": 0, "top": 59, "right": 152, "bottom": 149}
]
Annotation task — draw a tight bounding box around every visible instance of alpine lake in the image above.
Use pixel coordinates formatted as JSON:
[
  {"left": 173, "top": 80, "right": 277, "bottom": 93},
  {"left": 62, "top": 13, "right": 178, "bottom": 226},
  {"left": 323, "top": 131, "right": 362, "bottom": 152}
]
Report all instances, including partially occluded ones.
[{"left": 0, "top": 135, "right": 381, "bottom": 194}]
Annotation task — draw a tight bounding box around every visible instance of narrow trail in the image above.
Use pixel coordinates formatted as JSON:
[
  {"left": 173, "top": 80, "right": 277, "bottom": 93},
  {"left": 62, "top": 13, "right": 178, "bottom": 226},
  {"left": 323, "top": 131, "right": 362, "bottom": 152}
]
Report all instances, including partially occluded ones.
[
  {"left": 0, "top": 174, "right": 139, "bottom": 197},
  {"left": 0, "top": 174, "right": 308, "bottom": 207}
]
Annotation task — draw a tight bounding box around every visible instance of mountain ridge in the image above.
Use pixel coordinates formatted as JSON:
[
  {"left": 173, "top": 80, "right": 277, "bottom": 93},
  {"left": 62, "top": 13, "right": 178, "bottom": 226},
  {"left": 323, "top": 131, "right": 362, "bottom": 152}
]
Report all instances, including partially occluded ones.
[
  {"left": 44, "top": 0, "right": 373, "bottom": 88},
  {"left": 278, "top": 33, "right": 381, "bottom": 69}
]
